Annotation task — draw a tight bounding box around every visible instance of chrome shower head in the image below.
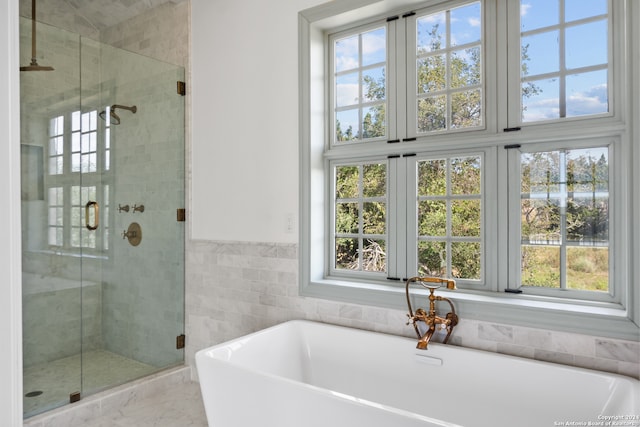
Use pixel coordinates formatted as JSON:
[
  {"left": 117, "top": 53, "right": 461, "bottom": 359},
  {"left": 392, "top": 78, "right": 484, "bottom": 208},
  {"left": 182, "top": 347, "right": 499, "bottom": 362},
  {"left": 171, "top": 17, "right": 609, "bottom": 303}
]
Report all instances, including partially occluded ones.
[{"left": 98, "top": 104, "right": 137, "bottom": 125}]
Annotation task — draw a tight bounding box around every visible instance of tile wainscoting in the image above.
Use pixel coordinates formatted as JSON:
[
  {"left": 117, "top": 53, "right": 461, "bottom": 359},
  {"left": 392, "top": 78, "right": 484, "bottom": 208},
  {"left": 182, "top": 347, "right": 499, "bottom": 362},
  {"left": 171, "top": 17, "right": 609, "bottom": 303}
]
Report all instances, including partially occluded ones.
[{"left": 185, "top": 240, "right": 640, "bottom": 381}]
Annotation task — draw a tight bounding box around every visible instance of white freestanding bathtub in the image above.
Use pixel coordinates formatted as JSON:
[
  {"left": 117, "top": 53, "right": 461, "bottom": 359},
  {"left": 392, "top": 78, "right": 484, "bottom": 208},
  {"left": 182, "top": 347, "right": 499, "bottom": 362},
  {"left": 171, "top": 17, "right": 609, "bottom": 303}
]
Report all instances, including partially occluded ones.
[{"left": 196, "top": 320, "right": 640, "bottom": 427}]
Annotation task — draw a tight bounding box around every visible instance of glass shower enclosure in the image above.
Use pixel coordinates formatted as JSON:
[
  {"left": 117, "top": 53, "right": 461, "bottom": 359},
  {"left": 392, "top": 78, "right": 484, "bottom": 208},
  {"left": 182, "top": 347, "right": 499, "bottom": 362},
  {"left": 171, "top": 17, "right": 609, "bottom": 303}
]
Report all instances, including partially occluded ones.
[{"left": 20, "top": 17, "right": 185, "bottom": 418}]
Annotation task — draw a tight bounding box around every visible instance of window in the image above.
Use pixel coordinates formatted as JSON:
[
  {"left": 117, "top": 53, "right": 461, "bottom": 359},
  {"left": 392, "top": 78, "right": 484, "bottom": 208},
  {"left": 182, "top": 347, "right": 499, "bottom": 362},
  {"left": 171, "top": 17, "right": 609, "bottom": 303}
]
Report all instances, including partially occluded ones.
[
  {"left": 46, "top": 109, "right": 111, "bottom": 253},
  {"left": 333, "top": 161, "right": 388, "bottom": 274},
  {"left": 412, "top": 2, "right": 483, "bottom": 133},
  {"left": 518, "top": 0, "right": 610, "bottom": 122},
  {"left": 517, "top": 145, "right": 609, "bottom": 293},
  {"left": 299, "top": 0, "right": 637, "bottom": 340},
  {"left": 332, "top": 26, "right": 387, "bottom": 142},
  {"left": 416, "top": 155, "right": 482, "bottom": 280}
]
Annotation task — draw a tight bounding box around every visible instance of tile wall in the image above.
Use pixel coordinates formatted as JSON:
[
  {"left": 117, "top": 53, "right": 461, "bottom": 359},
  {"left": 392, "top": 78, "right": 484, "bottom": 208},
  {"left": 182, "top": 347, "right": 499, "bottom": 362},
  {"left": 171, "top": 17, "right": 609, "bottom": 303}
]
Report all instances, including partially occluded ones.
[{"left": 185, "top": 240, "right": 640, "bottom": 380}]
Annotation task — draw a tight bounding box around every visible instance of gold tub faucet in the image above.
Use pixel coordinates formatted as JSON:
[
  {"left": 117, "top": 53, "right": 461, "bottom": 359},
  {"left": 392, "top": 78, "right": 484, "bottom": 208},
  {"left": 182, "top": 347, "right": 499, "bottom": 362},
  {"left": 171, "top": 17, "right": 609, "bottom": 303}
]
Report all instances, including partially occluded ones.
[{"left": 405, "top": 277, "right": 459, "bottom": 350}]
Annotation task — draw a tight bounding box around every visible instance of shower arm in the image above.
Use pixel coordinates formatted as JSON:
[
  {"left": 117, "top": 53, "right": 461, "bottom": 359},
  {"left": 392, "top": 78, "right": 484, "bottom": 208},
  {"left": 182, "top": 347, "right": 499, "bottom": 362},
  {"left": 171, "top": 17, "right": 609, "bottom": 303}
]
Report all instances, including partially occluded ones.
[
  {"left": 112, "top": 104, "right": 137, "bottom": 114},
  {"left": 28, "top": 0, "right": 38, "bottom": 64}
]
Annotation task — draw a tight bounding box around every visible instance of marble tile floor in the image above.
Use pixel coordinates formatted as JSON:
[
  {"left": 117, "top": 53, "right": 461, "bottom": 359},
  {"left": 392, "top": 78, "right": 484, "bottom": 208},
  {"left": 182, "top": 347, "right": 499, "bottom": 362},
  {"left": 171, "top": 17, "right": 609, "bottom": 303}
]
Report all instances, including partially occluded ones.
[
  {"left": 81, "top": 381, "right": 208, "bottom": 427},
  {"left": 24, "top": 349, "right": 157, "bottom": 418}
]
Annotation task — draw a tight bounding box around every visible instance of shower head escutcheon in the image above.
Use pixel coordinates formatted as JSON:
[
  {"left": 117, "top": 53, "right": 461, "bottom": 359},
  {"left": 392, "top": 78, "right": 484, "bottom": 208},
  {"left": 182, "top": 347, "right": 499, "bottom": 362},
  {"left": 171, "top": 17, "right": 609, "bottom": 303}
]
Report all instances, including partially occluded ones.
[{"left": 98, "top": 104, "right": 137, "bottom": 125}]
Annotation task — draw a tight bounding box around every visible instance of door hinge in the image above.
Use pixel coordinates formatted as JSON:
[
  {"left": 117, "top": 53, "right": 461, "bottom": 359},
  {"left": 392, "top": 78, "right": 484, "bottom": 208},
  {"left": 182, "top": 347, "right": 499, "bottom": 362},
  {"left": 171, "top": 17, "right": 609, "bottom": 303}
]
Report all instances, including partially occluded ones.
[
  {"left": 176, "top": 334, "right": 186, "bottom": 349},
  {"left": 177, "top": 208, "right": 186, "bottom": 222},
  {"left": 177, "top": 81, "right": 186, "bottom": 96}
]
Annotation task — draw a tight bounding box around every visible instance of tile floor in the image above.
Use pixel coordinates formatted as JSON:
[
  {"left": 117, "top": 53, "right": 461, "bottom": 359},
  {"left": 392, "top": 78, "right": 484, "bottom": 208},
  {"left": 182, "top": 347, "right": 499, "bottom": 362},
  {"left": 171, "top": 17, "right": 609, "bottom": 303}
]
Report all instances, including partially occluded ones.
[
  {"left": 23, "top": 363, "right": 208, "bottom": 427},
  {"left": 81, "top": 381, "right": 207, "bottom": 427},
  {"left": 24, "top": 350, "right": 156, "bottom": 417}
]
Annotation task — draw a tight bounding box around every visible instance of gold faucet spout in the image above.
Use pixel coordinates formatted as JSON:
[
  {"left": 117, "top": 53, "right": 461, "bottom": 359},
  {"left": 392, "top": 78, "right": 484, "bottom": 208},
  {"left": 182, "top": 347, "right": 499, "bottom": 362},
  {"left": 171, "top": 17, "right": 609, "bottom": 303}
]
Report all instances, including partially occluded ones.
[{"left": 405, "top": 277, "right": 459, "bottom": 350}]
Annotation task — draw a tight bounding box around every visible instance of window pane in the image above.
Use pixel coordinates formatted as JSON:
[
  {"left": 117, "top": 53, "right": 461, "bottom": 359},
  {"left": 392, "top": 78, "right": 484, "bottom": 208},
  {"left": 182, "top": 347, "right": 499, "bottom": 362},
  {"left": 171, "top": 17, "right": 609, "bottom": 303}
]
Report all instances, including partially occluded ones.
[
  {"left": 71, "top": 153, "right": 80, "bottom": 172},
  {"left": 362, "top": 105, "right": 385, "bottom": 139},
  {"left": 417, "top": 156, "right": 483, "bottom": 281},
  {"left": 49, "top": 116, "right": 64, "bottom": 136},
  {"left": 566, "top": 247, "right": 608, "bottom": 291},
  {"left": 363, "top": 202, "right": 385, "bottom": 234},
  {"left": 451, "top": 242, "right": 481, "bottom": 279},
  {"left": 362, "top": 239, "right": 386, "bottom": 272},
  {"left": 415, "top": 2, "right": 482, "bottom": 133},
  {"left": 520, "top": 0, "right": 609, "bottom": 122},
  {"left": 334, "top": 161, "right": 387, "bottom": 275},
  {"left": 418, "top": 241, "right": 447, "bottom": 277},
  {"left": 521, "top": 31, "right": 559, "bottom": 76},
  {"left": 336, "top": 73, "right": 359, "bottom": 107},
  {"left": 363, "top": 163, "right": 386, "bottom": 197},
  {"left": 520, "top": 0, "right": 558, "bottom": 31},
  {"left": 71, "top": 111, "right": 81, "bottom": 131},
  {"left": 418, "top": 159, "right": 446, "bottom": 196},
  {"left": 336, "top": 183, "right": 358, "bottom": 229},
  {"left": 362, "top": 66, "right": 385, "bottom": 102},
  {"left": 335, "top": 34, "right": 359, "bottom": 73},
  {"left": 450, "top": 47, "right": 481, "bottom": 89},
  {"left": 452, "top": 200, "right": 480, "bottom": 237},
  {"left": 72, "top": 132, "right": 80, "bottom": 152},
  {"left": 418, "top": 56, "right": 446, "bottom": 93},
  {"left": 417, "top": 96, "right": 447, "bottom": 132},
  {"left": 521, "top": 245, "right": 560, "bottom": 287},
  {"left": 565, "top": 0, "right": 607, "bottom": 22},
  {"left": 451, "top": 89, "right": 481, "bottom": 129},
  {"left": 336, "top": 166, "right": 359, "bottom": 198},
  {"left": 71, "top": 228, "right": 81, "bottom": 247},
  {"left": 566, "top": 20, "right": 607, "bottom": 70},
  {"left": 566, "top": 70, "right": 608, "bottom": 117},
  {"left": 336, "top": 238, "right": 359, "bottom": 270},
  {"left": 451, "top": 157, "right": 481, "bottom": 195},
  {"left": 333, "top": 26, "right": 386, "bottom": 144},
  {"left": 521, "top": 198, "right": 561, "bottom": 243},
  {"left": 520, "top": 147, "right": 609, "bottom": 291},
  {"left": 417, "top": 12, "right": 446, "bottom": 53},
  {"left": 450, "top": 2, "right": 481, "bottom": 46},
  {"left": 418, "top": 200, "right": 447, "bottom": 236},
  {"left": 522, "top": 77, "right": 560, "bottom": 122},
  {"left": 362, "top": 28, "right": 386, "bottom": 66},
  {"left": 336, "top": 109, "right": 359, "bottom": 142}
]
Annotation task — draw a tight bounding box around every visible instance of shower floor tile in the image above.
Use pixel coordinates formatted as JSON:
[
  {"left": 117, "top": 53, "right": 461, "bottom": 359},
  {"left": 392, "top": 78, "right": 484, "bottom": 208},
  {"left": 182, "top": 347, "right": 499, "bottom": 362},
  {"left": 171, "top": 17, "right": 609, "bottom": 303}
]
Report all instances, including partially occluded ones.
[{"left": 24, "top": 349, "right": 156, "bottom": 418}]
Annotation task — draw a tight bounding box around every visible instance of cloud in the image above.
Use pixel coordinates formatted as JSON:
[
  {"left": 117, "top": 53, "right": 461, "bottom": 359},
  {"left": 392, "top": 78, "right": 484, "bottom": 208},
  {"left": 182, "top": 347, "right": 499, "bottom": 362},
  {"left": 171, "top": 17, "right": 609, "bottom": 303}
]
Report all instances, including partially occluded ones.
[
  {"left": 521, "top": 3, "right": 532, "bottom": 17},
  {"left": 523, "top": 83, "right": 609, "bottom": 121},
  {"left": 567, "top": 84, "right": 608, "bottom": 116},
  {"left": 336, "top": 83, "right": 359, "bottom": 107}
]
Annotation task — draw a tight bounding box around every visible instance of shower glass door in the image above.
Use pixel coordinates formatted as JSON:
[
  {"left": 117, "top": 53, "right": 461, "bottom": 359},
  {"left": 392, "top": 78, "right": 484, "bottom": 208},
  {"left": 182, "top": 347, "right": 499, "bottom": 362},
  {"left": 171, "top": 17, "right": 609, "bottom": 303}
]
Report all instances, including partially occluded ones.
[
  {"left": 20, "top": 18, "right": 185, "bottom": 419},
  {"left": 20, "top": 18, "right": 84, "bottom": 417}
]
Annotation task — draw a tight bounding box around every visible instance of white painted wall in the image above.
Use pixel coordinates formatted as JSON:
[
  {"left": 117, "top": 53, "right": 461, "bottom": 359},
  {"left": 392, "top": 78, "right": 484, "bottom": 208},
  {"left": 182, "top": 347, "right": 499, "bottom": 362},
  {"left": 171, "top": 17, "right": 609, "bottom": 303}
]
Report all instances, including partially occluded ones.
[
  {"left": 191, "top": 0, "right": 325, "bottom": 244},
  {"left": 0, "top": 0, "right": 24, "bottom": 424}
]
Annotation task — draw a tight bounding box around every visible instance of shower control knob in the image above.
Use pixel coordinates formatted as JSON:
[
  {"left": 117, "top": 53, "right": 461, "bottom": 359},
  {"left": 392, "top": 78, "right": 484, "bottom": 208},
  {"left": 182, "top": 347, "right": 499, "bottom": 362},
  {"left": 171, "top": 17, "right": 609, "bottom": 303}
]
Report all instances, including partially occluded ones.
[{"left": 122, "top": 222, "right": 142, "bottom": 246}]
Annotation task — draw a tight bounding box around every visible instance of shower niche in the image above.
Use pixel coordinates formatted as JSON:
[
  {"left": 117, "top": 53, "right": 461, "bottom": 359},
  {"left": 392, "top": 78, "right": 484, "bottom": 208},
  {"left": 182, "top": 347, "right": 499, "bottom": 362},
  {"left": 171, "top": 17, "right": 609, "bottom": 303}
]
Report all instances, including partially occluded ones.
[{"left": 20, "top": 14, "right": 185, "bottom": 418}]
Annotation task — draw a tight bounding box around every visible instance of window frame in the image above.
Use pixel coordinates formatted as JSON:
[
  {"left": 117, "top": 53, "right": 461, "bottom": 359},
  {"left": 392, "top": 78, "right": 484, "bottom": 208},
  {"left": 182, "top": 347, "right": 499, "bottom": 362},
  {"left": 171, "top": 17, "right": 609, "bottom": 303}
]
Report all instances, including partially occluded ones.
[
  {"left": 299, "top": 0, "right": 639, "bottom": 341},
  {"left": 506, "top": 137, "right": 622, "bottom": 305}
]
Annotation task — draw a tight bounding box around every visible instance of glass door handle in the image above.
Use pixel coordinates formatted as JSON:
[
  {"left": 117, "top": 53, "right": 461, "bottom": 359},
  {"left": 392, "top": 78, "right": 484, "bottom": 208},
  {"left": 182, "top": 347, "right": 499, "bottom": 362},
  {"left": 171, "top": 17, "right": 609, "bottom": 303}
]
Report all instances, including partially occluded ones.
[{"left": 85, "top": 201, "right": 99, "bottom": 230}]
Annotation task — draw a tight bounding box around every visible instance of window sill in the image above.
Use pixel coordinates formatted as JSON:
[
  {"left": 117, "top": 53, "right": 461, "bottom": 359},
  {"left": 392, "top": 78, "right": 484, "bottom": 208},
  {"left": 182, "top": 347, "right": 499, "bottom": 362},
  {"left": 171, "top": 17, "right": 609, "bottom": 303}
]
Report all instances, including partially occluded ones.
[{"left": 300, "top": 278, "right": 640, "bottom": 341}]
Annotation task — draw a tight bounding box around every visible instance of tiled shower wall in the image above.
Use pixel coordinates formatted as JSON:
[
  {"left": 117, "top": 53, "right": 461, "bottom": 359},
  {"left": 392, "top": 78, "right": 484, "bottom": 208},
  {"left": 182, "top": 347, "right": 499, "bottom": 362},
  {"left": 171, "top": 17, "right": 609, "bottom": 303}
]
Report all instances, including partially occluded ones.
[{"left": 185, "top": 240, "right": 640, "bottom": 380}]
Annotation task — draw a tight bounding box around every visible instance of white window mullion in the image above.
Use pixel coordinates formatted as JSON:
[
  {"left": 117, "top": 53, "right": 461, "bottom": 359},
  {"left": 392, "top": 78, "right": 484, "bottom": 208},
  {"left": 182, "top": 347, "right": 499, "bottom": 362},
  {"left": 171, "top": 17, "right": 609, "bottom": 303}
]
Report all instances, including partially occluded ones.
[
  {"left": 386, "top": 157, "right": 400, "bottom": 279},
  {"left": 396, "top": 156, "right": 409, "bottom": 279},
  {"left": 504, "top": 0, "right": 522, "bottom": 128},
  {"left": 386, "top": 20, "right": 404, "bottom": 140},
  {"left": 404, "top": 13, "right": 417, "bottom": 140},
  {"left": 391, "top": 17, "right": 404, "bottom": 141}
]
